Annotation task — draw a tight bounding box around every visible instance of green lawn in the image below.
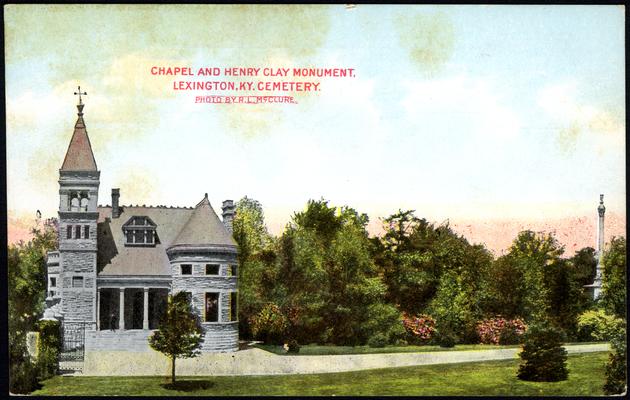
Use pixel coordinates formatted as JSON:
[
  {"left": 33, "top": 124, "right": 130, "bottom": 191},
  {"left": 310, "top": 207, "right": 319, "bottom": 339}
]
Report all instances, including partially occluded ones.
[
  {"left": 254, "top": 342, "right": 604, "bottom": 356},
  {"left": 33, "top": 352, "right": 609, "bottom": 396}
]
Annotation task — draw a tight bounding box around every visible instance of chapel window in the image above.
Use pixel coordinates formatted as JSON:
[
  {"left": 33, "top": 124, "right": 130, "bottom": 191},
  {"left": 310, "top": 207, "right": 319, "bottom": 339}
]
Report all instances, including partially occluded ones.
[
  {"left": 66, "top": 226, "right": 73, "bottom": 239},
  {"left": 205, "top": 264, "right": 220, "bottom": 275},
  {"left": 83, "top": 225, "right": 90, "bottom": 239},
  {"left": 50, "top": 277, "right": 56, "bottom": 288},
  {"left": 229, "top": 292, "right": 238, "bottom": 322},
  {"left": 229, "top": 265, "right": 237, "bottom": 277},
  {"left": 75, "top": 225, "right": 81, "bottom": 239},
  {"left": 205, "top": 292, "right": 219, "bottom": 322},
  {"left": 72, "top": 276, "right": 84, "bottom": 288},
  {"left": 181, "top": 264, "right": 192, "bottom": 275}
]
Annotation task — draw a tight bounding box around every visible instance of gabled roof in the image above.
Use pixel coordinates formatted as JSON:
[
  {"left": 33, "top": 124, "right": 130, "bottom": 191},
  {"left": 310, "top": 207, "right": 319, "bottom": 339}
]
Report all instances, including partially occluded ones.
[
  {"left": 171, "top": 194, "right": 236, "bottom": 247},
  {"left": 60, "top": 104, "right": 98, "bottom": 171}
]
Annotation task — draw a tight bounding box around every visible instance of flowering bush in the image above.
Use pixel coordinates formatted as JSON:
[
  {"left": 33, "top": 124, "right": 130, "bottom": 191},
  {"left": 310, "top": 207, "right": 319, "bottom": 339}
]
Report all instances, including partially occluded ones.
[
  {"left": 476, "top": 317, "right": 527, "bottom": 345},
  {"left": 402, "top": 313, "right": 436, "bottom": 342}
]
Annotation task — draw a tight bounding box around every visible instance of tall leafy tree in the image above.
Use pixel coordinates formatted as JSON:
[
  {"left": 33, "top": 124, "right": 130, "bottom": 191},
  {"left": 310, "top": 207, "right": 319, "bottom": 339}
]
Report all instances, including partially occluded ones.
[
  {"left": 149, "top": 292, "right": 203, "bottom": 384},
  {"left": 484, "top": 254, "right": 528, "bottom": 319},
  {"left": 232, "top": 197, "right": 276, "bottom": 338},
  {"left": 8, "top": 218, "right": 58, "bottom": 393},
  {"left": 374, "top": 210, "right": 493, "bottom": 342},
  {"left": 544, "top": 258, "right": 589, "bottom": 338},
  {"left": 272, "top": 199, "right": 401, "bottom": 345},
  {"left": 600, "top": 237, "right": 626, "bottom": 319},
  {"left": 571, "top": 247, "right": 597, "bottom": 286},
  {"left": 502, "top": 230, "right": 564, "bottom": 323}
]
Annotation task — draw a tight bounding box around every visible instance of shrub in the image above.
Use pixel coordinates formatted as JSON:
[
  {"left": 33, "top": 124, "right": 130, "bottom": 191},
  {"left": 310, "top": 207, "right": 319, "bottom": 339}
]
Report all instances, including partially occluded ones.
[
  {"left": 477, "top": 317, "right": 527, "bottom": 345},
  {"left": 517, "top": 324, "right": 568, "bottom": 382},
  {"left": 368, "top": 333, "right": 388, "bottom": 348},
  {"left": 358, "top": 303, "right": 406, "bottom": 346},
  {"left": 498, "top": 325, "right": 523, "bottom": 345},
  {"left": 250, "top": 303, "right": 288, "bottom": 345},
  {"left": 37, "top": 320, "right": 61, "bottom": 379},
  {"left": 9, "top": 358, "right": 40, "bottom": 394},
  {"left": 577, "top": 309, "right": 624, "bottom": 342},
  {"left": 603, "top": 326, "right": 627, "bottom": 395},
  {"left": 402, "top": 313, "right": 436, "bottom": 343},
  {"left": 287, "top": 339, "right": 300, "bottom": 354},
  {"left": 437, "top": 333, "right": 456, "bottom": 348}
]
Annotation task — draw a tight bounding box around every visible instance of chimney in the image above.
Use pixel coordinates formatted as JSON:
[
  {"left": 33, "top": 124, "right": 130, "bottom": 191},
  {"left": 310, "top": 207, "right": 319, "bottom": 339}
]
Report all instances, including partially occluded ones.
[
  {"left": 112, "top": 188, "right": 120, "bottom": 218},
  {"left": 222, "top": 200, "right": 235, "bottom": 234}
]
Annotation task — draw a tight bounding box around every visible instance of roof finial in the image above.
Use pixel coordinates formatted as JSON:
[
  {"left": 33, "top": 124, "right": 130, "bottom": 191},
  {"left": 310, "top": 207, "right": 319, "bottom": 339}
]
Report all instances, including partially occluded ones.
[
  {"left": 74, "top": 85, "right": 87, "bottom": 116},
  {"left": 204, "top": 193, "right": 208, "bottom": 199}
]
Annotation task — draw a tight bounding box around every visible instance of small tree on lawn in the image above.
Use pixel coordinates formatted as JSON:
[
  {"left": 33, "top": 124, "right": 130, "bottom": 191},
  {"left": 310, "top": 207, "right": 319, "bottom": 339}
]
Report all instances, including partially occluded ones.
[
  {"left": 149, "top": 292, "right": 203, "bottom": 384},
  {"left": 517, "top": 323, "right": 568, "bottom": 382}
]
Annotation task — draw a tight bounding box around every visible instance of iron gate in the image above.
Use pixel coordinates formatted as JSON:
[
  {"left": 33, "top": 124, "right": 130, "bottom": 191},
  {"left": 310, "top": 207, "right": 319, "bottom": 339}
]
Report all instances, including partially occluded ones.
[{"left": 59, "top": 322, "right": 88, "bottom": 372}]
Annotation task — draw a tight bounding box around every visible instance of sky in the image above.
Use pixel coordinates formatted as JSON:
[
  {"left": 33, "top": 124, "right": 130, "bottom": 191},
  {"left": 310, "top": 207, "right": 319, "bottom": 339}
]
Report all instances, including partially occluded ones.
[{"left": 4, "top": 5, "right": 626, "bottom": 255}]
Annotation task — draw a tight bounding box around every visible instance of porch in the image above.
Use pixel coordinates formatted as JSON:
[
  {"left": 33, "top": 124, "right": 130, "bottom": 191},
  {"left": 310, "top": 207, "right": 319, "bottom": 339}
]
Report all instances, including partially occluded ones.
[{"left": 97, "top": 276, "right": 171, "bottom": 331}]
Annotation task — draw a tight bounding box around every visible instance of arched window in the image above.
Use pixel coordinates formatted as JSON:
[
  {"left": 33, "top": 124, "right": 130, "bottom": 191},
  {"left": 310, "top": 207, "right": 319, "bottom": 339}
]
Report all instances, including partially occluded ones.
[
  {"left": 80, "top": 196, "right": 89, "bottom": 211},
  {"left": 70, "top": 196, "right": 80, "bottom": 212}
]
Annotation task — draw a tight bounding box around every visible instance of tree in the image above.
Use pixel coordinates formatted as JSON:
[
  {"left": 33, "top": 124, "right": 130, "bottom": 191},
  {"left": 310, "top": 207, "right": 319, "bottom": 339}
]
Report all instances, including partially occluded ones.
[
  {"left": 571, "top": 247, "right": 597, "bottom": 286},
  {"left": 600, "top": 237, "right": 626, "bottom": 319},
  {"left": 486, "top": 231, "right": 566, "bottom": 324},
  {"left": 484, "top": 255, "right": 528, "bottom": 319},
  {"left": 374, "top": 210, "right": 493, "bottom": 342},
  {"left": 232, "top": 197, "right": 276, "bottom": 338},
  {"left": 9, "top": 218, "right": 57, "bottom": 393},
  {"left": 544, "top": 258, "right": 590, "bottom": 339},
  {"left": 270, "top": 199, "right": 401, "bottom": 345},
  {"left": 149, "top": 292, "right": 203, "bottom": 384}
]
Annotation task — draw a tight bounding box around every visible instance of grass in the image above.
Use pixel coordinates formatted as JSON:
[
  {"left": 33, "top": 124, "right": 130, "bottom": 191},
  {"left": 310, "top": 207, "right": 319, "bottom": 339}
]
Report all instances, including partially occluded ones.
[
  {"left": 253, "top": 341, "right": 604, "bottom": 356},
  {"left": 33, "top": 352, "right": 609, "bottom": 396}
]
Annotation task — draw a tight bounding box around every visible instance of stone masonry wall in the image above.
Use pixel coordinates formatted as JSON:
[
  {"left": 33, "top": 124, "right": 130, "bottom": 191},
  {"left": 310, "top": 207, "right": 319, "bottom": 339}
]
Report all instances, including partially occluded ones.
[{"left": 62, "top": 290, "right": 94, "bottom": 321}]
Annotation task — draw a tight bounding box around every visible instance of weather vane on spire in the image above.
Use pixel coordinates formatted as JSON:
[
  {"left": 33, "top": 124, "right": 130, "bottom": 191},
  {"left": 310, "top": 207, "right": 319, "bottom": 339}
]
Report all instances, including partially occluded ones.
[{"left": 74, "top": 85, "right": 87, "bottom": 105}]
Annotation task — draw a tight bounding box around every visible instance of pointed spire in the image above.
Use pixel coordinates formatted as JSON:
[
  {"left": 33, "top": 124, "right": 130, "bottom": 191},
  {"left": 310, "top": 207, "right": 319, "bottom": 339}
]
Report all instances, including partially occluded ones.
[
  {"left": 61, "top": 87, "right": 97, "bottom": 171},
  {"left": 171, "top": 194, "right": 236, "bottom": 247}
]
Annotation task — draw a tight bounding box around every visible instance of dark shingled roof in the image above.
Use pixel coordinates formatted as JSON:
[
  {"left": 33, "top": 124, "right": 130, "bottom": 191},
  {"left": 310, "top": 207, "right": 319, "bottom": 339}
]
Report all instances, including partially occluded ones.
[
  {"left": 61, "top": 104, "right": 98, "bottom": 171},
  {"left": 97, "top": 206, "right": 192, "bottom": 275},
  {"left": 96, "top": 195, "right": 235, "bottom": 276},
  {"left": 172, "top": 194, "right": 237, "bottom": 247}
]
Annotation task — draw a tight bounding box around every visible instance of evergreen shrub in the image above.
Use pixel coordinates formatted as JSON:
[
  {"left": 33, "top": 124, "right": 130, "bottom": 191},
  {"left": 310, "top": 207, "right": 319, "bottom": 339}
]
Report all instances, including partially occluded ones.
[{"left": 517, "top": 324, "right": 568, "bottom": 382}]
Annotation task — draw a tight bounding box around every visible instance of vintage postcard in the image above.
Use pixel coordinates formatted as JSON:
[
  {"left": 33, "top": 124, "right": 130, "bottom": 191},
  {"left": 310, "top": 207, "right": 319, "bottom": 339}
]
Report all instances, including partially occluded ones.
[{"left": 5, "top": 4, "right": 626, "bottom": 396}]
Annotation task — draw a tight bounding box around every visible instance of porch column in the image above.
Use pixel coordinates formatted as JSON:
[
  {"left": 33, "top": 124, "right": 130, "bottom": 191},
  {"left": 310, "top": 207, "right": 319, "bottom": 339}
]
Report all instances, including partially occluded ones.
[
  {"left": 119, "top": 287, "right": 125, "bottom": 330},
  {"left": 96, "top": 288, "right": 101, "bottom": 331},
  {"left": 143, "top": 287, "right": 149, "bottom": 330}
]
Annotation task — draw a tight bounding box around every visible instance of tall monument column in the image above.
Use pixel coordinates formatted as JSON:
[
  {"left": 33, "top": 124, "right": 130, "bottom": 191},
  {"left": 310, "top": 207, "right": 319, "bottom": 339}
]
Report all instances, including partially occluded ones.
[
  {"left": 593, "top": 194, "right": 606, "bottom": 299},
  {"left": 584, "top": 194, "right": 605, "bottom": 299}
]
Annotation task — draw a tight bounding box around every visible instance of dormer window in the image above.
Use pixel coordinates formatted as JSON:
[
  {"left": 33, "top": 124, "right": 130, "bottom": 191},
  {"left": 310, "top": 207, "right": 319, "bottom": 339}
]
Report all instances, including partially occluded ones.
[{"left": 122, "top": 216, "right": 158, "bottom": 246}]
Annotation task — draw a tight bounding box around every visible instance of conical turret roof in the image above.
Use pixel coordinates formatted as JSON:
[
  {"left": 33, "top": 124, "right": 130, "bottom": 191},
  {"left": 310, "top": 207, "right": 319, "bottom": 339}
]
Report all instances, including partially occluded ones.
[
  {"left": 171, "top": 194, "right": 236, "bottom": 247},
  {"left": 60, "top": 103, "right": 98, "bottom": 171}
]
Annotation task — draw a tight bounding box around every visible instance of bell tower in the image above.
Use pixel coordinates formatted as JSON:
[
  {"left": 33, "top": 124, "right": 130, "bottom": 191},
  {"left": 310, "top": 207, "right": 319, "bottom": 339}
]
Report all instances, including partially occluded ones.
[{"left": 58, "top": 86, "right": 100, "bottom": 327}]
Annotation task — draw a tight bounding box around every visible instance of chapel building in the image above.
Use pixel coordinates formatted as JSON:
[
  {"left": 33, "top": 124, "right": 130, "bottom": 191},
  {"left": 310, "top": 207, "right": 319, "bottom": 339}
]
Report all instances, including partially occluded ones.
[{"left": 43, "top": 97, "right": 239, "bottom": 353}]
